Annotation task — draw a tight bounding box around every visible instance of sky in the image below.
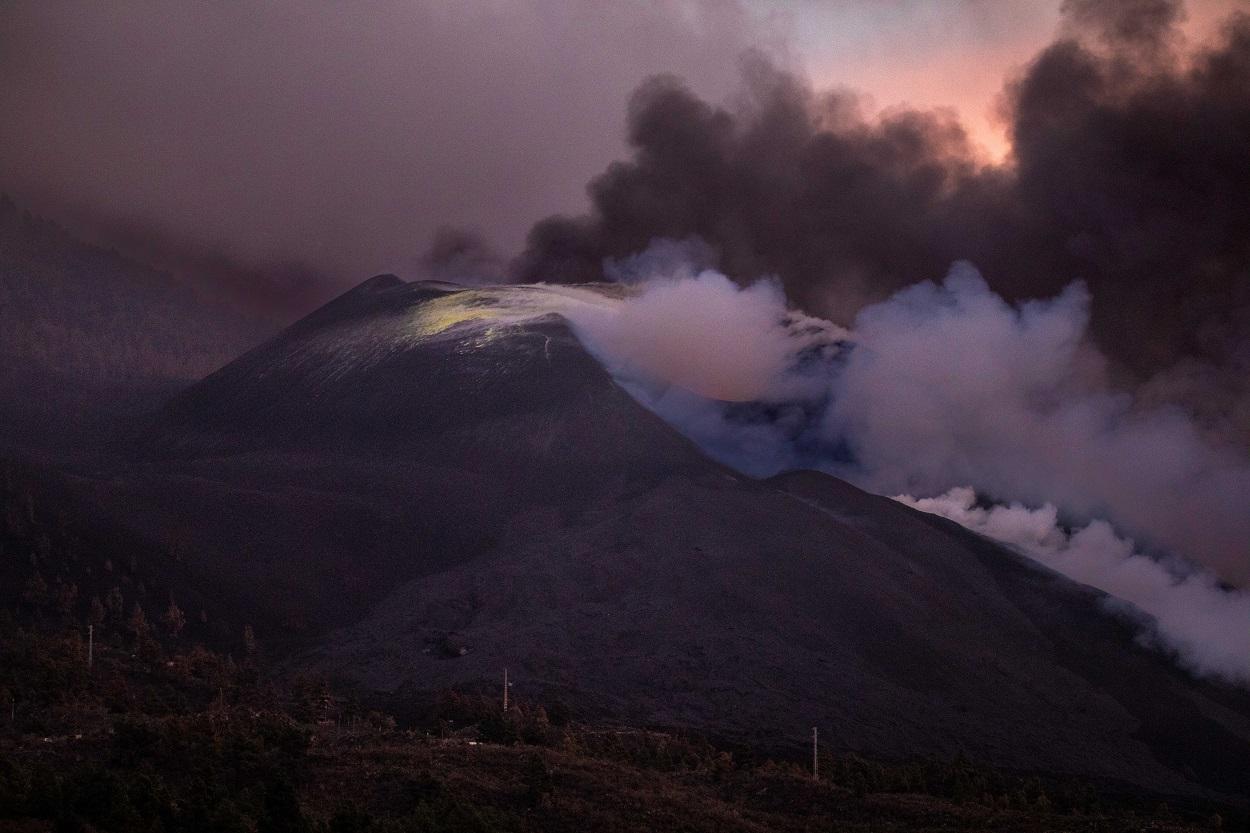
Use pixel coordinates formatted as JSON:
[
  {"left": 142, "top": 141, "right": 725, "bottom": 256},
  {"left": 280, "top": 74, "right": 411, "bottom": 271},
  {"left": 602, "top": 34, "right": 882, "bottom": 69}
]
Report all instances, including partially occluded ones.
[
  {"left": 762, "top": 0, "right": 1238, "bottom": 161},
  {"left": 2, "top": 0, "right": 1238, "bottom": 287},
  {"left": 754, "top": 0, "right": 1064, "bottom": 161},
  {"left": 3, "top": 2, "right": 1247, "bottom": 425},
  {"left": 0, "top": 1, "right": 764, "bottom": 282}
]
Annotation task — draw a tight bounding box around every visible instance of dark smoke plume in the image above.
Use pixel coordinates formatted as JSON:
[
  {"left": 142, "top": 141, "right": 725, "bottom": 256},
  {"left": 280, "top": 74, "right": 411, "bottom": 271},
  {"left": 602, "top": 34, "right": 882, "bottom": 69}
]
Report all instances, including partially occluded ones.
[
  {"left": 418, "top": 228, "right": 507, "bottom": 287},
  {"left": 517, "top": 1, "right": 1250, "bottom": 437}
]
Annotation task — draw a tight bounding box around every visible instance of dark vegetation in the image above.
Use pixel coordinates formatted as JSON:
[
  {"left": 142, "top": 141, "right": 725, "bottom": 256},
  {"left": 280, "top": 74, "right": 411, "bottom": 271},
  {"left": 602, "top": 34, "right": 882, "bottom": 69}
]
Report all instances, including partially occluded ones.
[
  {"left": 1, "top": 462, "right": 1244, "bottom": 833},
  {"left": 3, "top": 622, "right": 1243, "bottom": 833}
]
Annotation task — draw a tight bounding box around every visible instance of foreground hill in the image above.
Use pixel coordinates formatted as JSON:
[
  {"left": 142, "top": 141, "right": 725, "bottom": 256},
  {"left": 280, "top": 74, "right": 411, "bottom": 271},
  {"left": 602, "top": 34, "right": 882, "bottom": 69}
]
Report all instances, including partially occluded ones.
[
  {"left": 65, "top": 276, "right": 1250, "bottom": 804},
  {"left": 5, "top": 622, "right": 1236, "bottom": 833},
  {"left": 5, "top": 455, "right": 1236, "bottom": 831}
]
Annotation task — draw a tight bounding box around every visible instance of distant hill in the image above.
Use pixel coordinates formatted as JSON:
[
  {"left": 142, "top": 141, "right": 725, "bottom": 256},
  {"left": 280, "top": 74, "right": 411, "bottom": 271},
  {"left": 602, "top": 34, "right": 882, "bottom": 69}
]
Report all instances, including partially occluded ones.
[
  {"left": 0, "top": 194, "right": 273, "bottom": 383},
  {"left": 0, "top": 195, "right": 281, "bottom": 453}
]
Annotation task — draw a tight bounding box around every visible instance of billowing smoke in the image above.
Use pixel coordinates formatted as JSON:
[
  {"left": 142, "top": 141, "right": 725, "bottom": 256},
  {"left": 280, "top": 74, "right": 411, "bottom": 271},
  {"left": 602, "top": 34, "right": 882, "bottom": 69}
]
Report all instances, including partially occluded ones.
[
  {"left": 566, "top": 257, "right": 1250, "bottom": 585},
  {"left": 895, "top": 488, "right": 1250, "bottom": 685},
  {"left": 520, "top": 0, "right": 1250, "bottom": 445},
  {"left": 829, "top": 263, "right": 1250, "bottom": 587},
  {"left": 565, "top": 258, "right": 842, "bottom": 403},
  {"left": 419, "top": 228, "right": 508, "bottom": 288},
  {"left": 554, "top": 248, "right": 1249, "bottom": 680},
  {"left": 521, "top": 0, "right": 1250, "bottom": 674}
]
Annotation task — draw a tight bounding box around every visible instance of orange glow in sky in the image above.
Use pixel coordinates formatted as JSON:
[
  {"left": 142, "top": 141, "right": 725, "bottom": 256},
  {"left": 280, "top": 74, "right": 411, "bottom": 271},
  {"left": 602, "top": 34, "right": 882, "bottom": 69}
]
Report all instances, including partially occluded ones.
[{"left": 767, "top": 0, "right": 1242, "bottom": 164}]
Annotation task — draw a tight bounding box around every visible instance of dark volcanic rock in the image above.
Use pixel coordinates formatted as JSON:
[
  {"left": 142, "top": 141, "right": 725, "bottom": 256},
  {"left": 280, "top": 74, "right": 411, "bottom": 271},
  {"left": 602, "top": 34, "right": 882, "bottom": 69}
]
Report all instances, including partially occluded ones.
[
  {"left": 92, "top": 276, "right": 1250, "bottom": 803},
  {"left": 94, "top": 279, "right": 711, "bottom": 631}
]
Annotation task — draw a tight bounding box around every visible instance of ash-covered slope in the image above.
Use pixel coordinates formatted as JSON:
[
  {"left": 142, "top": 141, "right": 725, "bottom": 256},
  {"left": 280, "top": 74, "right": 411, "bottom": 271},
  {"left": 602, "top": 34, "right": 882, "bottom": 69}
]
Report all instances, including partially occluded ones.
[
  {"left": 160, "top": 275, "right": 692, "bottom": 467},
  {"left": 99, "top": 277, "right": 718, "bottom": 632},
  {"left": 106, "top": 276, "right": 1249, "bottom": 802}
]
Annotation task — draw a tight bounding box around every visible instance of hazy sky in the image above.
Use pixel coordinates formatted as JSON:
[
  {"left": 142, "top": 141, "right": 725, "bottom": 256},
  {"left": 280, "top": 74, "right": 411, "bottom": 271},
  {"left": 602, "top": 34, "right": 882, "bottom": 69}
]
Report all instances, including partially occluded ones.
[
  {"left": 0, "top": 1, "right": 766, "bottom": 277},
  {"left": 765, "top": 0, "right": 1239, "bottom": 160},
  {"left": 0, "top": 1, "right": 1243, "bottom": 282},
  {"left": 755, "top": 0, "right": 1063, "bottom": 161}
]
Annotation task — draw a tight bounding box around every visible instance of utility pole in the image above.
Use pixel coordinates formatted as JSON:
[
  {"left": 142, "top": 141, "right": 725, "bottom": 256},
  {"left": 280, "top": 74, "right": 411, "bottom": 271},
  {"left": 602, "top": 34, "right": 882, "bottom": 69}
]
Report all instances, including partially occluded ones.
[
  {"left": 87, "top": 625, "right": 94, "bottom": 670},
  {"left": 812, "top": 727, "right": 819, "bottom": 780},
  {"left": 503, "top": 667, "right": 510, "bottom": 711}
]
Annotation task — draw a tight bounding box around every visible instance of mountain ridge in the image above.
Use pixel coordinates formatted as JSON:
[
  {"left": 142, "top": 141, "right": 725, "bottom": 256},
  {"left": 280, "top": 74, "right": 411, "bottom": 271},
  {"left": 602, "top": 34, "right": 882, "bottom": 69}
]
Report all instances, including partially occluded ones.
[{"left": 46, "top": 274, "right": 1250, "bottom": 803}]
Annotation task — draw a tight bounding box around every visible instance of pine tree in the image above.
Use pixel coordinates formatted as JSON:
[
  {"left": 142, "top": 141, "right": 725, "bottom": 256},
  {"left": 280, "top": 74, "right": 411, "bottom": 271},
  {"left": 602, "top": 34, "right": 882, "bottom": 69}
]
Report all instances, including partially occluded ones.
[
  {"left": 105, "top": 585, "right": 125, "bottom": 622},
  {"left": 21, "top": 571, "right": 49, "bottom": 610},
  {"left": 88, "top": 596, "right": 106, "bottom": 627},
  {"left": 161, "top": 596, "right": 186, "bottom": 637},
  {"left": 55, "top": 581, "right": 78, "bottom": 618},
  {"left": 128, "top": 602, "right": 149, "bottom": 639}
]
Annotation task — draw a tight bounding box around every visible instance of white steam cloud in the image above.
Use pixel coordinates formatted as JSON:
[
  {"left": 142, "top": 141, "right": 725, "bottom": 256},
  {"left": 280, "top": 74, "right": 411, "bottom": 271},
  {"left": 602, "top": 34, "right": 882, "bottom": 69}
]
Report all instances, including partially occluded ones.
[
  {"left": 568, "top": 271, "right": 802, "bottom": 401},
  {"left": 828, "top": 263, "right": 1250, "bottom": 589},
  {"left": 551, "top": 243, "right": 1250, "bottom": 684},
  {"left": 895, "top": 488, "right": 1250, "bottom": 685},
  {"left": 562, "top": 256, "right": 846, "bottom": 474}
]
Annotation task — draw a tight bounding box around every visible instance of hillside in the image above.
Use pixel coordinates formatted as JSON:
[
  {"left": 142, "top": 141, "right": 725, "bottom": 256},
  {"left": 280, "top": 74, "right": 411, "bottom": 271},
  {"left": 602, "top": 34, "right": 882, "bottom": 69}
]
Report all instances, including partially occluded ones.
[
  {"left": 0, "top": 195, "right": 272, "bottom": 382},
  {"left": 1, "top": 615, "right": 1242, "bottom": 833},
  {"left": 49, "top": 275, "right": 1248, "bottom": 805},
  {"left": 7, "top": 474, "right": 1239, "bottom": 831}
]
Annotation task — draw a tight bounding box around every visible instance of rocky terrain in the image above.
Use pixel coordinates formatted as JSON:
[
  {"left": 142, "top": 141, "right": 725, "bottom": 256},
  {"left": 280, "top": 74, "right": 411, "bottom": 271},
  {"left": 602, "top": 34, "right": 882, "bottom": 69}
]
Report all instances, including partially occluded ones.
[{"left": 45, "top": 274, "right": 1246, "bottom": 805}]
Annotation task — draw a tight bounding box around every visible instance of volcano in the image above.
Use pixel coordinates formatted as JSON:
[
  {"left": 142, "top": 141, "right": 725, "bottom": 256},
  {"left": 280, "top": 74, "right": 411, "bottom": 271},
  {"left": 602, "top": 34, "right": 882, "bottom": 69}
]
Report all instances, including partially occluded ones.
[{"left": 86, "top": 275, "right": 1250, "bottom": 803}]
